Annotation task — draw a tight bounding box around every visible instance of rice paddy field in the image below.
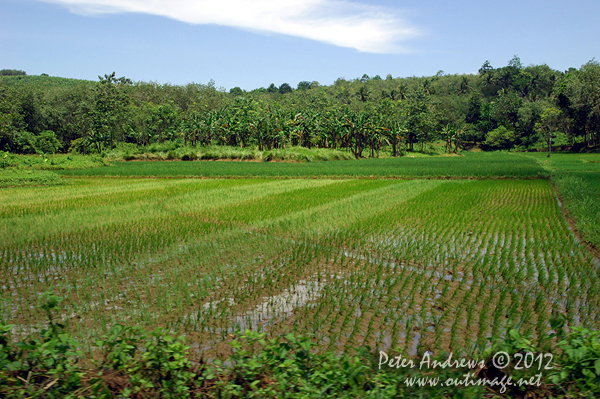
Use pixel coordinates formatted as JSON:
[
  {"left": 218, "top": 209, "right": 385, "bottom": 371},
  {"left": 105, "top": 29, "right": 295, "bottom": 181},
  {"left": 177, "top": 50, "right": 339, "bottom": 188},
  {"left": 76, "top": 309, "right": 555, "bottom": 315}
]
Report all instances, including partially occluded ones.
[
  {"left": 3, "top": 155, "right": 600, "bottom": 361},
  {"left": 58, "top": 152, "right": 546, "bottom": 179}
]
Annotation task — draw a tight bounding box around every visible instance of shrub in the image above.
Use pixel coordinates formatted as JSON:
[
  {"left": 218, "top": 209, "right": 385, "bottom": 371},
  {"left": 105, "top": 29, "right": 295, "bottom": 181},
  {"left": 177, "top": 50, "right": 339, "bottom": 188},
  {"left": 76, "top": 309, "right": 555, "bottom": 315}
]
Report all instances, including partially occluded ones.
[
  {"left": 2, "top": 314, "right": 600, "bottom": 397},
  {"left": 181, "top": 152, "right": 198, "bottom": 161},
  {"left": 0, "top": 151, "right": 17, "bottom": 169},
  {"left": 0, "top": 293, "right": 83, "bottom": 398},
  {"left": 12, "top": 131, "right": 37, "bottom": 154},
  {"left": 550, "top": 327, "right": 600, "bottom": 393},
  {"left": 68, "top": 137, "right": 96, "bottom": 154},
  {"left": 482, "top": 126, "right": 516, "bottom": 150},
  {"left": 34, "top": 131, "right": 62, "bottom": 154}
]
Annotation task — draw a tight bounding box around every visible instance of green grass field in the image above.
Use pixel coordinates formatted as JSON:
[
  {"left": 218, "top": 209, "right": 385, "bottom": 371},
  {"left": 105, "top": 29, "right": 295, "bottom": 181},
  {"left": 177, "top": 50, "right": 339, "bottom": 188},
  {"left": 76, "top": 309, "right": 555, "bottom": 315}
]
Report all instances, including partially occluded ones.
[
  {"left": 58, "top": 152, "right": 546, "bottom": 179},
  {"left": 105, "top": 144, "right": 356, "bottom": 163}
]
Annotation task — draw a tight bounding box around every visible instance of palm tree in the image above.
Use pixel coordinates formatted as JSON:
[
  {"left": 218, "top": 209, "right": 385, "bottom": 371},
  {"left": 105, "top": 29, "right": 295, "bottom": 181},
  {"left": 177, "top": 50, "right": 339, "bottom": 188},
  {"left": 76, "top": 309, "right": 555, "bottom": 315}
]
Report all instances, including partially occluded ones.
[{"left": 357, "top": 85, "right": 370, "bottom": 102}]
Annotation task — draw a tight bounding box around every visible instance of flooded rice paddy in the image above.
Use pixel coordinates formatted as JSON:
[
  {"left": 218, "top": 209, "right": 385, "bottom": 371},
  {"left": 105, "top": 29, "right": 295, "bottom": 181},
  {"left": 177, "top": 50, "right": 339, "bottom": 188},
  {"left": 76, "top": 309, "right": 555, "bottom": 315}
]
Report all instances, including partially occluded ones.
[{"left": 1, "top": 177, "right": 599, "bottom": 359}]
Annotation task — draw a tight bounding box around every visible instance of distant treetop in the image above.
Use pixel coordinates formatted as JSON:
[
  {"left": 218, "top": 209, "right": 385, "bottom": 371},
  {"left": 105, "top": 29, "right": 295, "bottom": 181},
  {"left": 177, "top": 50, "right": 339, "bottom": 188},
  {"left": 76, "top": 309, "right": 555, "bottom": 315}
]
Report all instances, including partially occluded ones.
[
  {"left": 229, "top": 86, "right": 244, "bottom": 96},
  {"left": 0, "top": 69, "right": 27, "bottom": 76},
  {"left": 278, "top": 83, "right": 293, "bottom": 94},
  {"left": 297, "top": 81, "right": 312, "bottom": 90}
]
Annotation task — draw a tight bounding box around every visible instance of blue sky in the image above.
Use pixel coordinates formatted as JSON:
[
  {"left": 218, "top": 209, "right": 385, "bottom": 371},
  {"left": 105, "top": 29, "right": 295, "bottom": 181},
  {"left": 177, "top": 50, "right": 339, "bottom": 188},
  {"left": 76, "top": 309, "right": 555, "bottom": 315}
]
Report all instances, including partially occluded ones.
[{"left": 2, "top": 0, "right": 599, "bottom": 90}]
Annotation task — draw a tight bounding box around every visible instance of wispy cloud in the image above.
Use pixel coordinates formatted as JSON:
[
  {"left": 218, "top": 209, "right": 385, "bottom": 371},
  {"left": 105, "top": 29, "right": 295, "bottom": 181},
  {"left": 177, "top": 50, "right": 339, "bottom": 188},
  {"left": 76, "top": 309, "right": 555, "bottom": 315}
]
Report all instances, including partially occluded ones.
[{"left": 38, "top": 0, "right": 420, "bottom": 53}]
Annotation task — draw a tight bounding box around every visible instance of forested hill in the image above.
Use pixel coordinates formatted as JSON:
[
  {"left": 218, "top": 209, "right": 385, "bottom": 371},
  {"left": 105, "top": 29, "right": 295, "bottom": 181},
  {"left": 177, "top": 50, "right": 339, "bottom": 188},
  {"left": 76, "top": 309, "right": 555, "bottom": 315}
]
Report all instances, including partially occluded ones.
[
  {"left": 1, "top": 56, "right": 599, "bottom": 156},
  {"left": 0, "top": 75, "right": 93, "bottom": 88}
]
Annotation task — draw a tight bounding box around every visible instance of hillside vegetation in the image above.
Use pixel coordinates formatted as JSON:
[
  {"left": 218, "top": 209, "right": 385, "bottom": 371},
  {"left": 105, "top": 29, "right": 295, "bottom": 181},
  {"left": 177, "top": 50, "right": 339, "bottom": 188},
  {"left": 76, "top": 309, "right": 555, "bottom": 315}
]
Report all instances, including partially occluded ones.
[
  {"left": 1, "top": 57, "right": 599, "bottom": 158},
  {"left": 2, "top": 60, "right": 600, "bottom": 398}
]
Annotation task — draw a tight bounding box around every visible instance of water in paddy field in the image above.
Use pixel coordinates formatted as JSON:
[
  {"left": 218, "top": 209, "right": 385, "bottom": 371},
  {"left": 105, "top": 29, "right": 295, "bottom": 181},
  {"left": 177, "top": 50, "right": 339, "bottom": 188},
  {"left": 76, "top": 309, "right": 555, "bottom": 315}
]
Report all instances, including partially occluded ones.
[{"left": 184, "top": 278, "right": 328, "bottom": 332}]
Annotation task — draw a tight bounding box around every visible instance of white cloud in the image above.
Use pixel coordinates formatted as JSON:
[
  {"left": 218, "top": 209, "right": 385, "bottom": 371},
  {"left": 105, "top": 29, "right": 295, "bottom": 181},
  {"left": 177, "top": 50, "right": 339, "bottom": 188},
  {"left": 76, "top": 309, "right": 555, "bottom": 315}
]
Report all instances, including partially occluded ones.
[{"left": 39, "top": 0, "right": 420, "bottom": 53}]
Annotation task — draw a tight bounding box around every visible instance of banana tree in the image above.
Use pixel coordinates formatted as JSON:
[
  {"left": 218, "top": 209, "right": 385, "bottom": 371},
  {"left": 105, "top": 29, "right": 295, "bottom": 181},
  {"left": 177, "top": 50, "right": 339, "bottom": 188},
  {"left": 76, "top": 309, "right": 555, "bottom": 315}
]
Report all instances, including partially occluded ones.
[
  {"left": 231, "top": 98, "right": 257, "bottom": 148},
  {"left": 367, "top": 110, "right": 388, "bottom": 158},
  {"left": 441, "top": 124, "right": 455, "bottom": 154},
  {"left": 181, "top": 110, "right": 199, "bottom": 146},
  {"left": 215, "top": 106, "right": 234, "bottom": 146},
  {"left": 323, "top": 109, "right": 343, "bottom": 149},
  {"left": 340, "top": 109, "right": 370, "bottom": 158}
]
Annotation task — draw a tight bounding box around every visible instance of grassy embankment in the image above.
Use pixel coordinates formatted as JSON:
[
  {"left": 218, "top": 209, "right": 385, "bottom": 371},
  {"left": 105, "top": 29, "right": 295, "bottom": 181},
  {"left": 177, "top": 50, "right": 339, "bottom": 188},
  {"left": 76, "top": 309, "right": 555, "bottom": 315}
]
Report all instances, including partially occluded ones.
[
  {"left": 0, "top": 153, "right": 107, "bottom": 187},
  {"left": 0, "top": 147, "right": 353, "bottom": 187}
]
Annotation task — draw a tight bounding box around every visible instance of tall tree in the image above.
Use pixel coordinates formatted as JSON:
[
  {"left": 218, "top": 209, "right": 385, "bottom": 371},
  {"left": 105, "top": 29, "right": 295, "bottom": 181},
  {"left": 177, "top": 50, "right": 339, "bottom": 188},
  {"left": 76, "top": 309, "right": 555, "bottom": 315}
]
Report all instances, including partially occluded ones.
[
  {"left": 401, "top": 89, "right": 436, "bottom": 151},
  {"left": 536, "top": 107, "right": 561, "bottom": 156},
  {"left": 84, "top": 72, "right": 132, "bottom": 152},
  {"left": 278, "top": 83, "right": 293, "bottom": 94}
]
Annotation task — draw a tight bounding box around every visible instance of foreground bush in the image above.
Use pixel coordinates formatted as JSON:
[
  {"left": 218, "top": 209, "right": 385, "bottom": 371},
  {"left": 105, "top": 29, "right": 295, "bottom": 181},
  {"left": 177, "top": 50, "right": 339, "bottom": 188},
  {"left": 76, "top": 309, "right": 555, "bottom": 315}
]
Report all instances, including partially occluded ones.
[{"left": 1, "top": 295, "right": 599, "bottom": 398}]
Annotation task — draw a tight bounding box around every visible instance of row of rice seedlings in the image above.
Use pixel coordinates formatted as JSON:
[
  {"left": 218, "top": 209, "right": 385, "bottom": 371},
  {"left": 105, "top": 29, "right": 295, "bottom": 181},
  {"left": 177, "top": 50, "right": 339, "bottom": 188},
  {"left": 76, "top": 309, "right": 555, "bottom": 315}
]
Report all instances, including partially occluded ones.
[
  {"left": 336, "top": 179, "right": 597, "bottom": 354},
  {"left": 1, "top": 178, "right": 353, "bottom": 323},
  {"left": 184, "top": 181, "right": 449, "bottom": 354},
  {"left": 1, "top": 178, "right": 334, "bottom": 257},
  {"left": 0, "top": 178, "right": 235, "bottom": 220},
  {"left": 56, "top": 152, "right": 545, "bottom": 179},
  {"left": 151, "top": 225, "right": 370, "bottom": 346}
]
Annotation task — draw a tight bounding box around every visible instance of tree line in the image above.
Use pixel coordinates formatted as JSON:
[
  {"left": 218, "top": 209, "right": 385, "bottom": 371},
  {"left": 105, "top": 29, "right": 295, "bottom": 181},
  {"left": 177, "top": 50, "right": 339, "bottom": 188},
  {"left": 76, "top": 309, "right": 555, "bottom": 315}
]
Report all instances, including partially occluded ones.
[{"left": 1, "top": 56, "right": 599, "bottom": 157}]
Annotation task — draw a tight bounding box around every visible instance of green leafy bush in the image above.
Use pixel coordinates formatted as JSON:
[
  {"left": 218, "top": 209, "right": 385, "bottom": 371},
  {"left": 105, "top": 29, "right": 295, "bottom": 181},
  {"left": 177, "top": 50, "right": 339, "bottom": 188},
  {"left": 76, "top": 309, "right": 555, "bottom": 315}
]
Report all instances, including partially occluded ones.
[
  {"left": 12, "top": 131, "right": 38, "bottom": 154},
  {"left": 482, "top": 126, "right": 516, "bottom": 150},
  {"left": 0, "top": 294, "right": 83, "bottom": 398},
  {"left": 181, "top": 151, "right": 198, "bottom": 161},
  {"left": 550, "top": 327, "right": 600, "bottom": 393},
  {"left": 35, "top": 131, "right": 62, "bottom": 154}
]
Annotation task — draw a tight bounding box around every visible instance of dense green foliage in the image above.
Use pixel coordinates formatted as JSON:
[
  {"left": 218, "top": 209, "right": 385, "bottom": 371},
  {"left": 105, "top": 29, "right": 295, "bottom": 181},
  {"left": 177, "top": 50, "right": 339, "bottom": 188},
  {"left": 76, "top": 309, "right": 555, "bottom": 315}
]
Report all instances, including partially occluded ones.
[
  {"left": 2, "top": 57, "right": 600, "bottom": 157},
  {"left": 0, "top": 69, "right": 27, "bottom": 76}
]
